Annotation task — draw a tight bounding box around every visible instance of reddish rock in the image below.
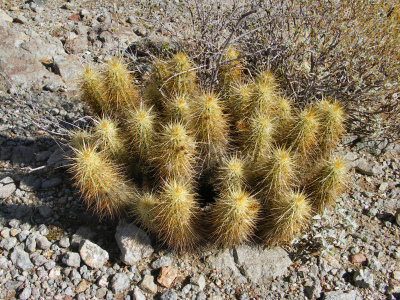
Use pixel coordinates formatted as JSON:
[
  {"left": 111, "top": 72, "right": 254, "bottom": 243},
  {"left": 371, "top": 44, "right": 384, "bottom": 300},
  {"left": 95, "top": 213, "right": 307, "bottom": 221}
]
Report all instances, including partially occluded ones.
[
  {"left": 157, "top": 266, "right": 178, "bottom": 288},
  {"left": 68, "top": 14, "right": 81, "bottom": 21},
  {"left": 350, "top": 253, "right": 367, "bottom": 263}
]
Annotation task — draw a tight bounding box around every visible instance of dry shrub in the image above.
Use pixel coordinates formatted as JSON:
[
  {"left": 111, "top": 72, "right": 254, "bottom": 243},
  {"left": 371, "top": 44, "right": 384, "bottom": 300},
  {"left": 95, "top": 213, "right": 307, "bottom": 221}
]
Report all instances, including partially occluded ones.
[{"left": 150, "top": 0, "right": 400, "bottom": 140}]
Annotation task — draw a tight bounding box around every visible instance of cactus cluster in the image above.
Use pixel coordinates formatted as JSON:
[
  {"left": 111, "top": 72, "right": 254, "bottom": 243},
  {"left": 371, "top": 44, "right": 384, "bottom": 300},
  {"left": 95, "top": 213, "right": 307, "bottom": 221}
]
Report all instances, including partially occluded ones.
[{"left": 68, "top": 51, "right": 347, "bottom": 250}]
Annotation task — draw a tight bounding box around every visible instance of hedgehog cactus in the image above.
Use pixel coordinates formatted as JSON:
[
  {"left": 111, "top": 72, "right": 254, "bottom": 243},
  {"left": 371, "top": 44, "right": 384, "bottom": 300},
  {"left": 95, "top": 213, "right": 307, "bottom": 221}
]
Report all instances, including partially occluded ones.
[{"left": 69, "top": 50, "right": 347, "bottom": 250}]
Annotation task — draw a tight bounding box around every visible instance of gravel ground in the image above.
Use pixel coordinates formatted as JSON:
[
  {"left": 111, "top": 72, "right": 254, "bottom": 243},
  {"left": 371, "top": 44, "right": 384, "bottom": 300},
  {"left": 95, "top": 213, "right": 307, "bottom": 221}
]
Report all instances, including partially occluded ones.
[{"left": 1, "top": 1, "right": 400, "bottom": 299}]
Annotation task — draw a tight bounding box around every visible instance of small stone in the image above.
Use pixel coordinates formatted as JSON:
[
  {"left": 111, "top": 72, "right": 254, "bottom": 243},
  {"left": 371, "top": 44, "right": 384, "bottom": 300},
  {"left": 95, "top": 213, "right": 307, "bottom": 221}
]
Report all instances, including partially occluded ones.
[
  {"left": 0, "top": 177, "right": 16, "bottom": 199},
  {"left": 6, "top": 280, "right": 22, "bottom": 290},
  {"left": 152, "top": 255, "right": 172, "bottom": 269},
  {"left": 68, "top": 14, "right": 81, "bottom": 21},
  {"left": 19, "top": 286, "right": 32, "bottom": 300},
  {"left": 10, "top": 228, "right": 21, "bottom": 237},
  {"left": 368, "top": 256, "right": 381, "bottom": 271},
  {"left": 115, "top": 220, "right": 154, "bottom": 265},
  {"left": 80, "top": 9, "right": 89, "bottom": 18},
  {"left": 38, "top": 224, "right": 49, "bottom": 235},
  {"left": 160, "top": 290, "right": 178, "bottom": 300},
  {"left": 79, "top": 239, "right": 109, "bottom": 269},
  {"left": 0, "top": 256, "right": 8, "bottom": 269},
  {"left": 354, "top": 158, "right": 374, "bottom": 175},
  {"left": 25, "top": 234, "right": 36, "bottom": 253},
  {"left": 71, "top": 226, "right": 95, "bottom": 248},
  {"left": 393, "top": 271, "right": 400, "bottom": 281},
  {"left": 157, "top": 266, "right": 178, "bottom": 288},
  {"left": 62, "top": 252, "right": 81, "bottom": 267},
  {"left": 49, "top": 267, "right": 61, "bottom": 279},
  {"left": 8, "top": 219, "right": 19, "bottom": 228},
  {"left": 17, "top": 230, "right": 29, "bottom": 242},
  {"left": 0, "top": 237, "right": 17, "bottom": 251},
  {"left": 323, "top": 290, "right": 361, "bottom": 300},
  {"left": 111, "top": 273, "right": 130, "bottom": 294},
  {"left": 191, "top": 274, "right": 206, "bottom": 291},
  {"left": 44, "top": 260, "right": 55, "bottom": 270},
  {"left": 31, "top": 254, "right": 47, "bottom": 266},
  {"left": 59, "top": 236, "right": 70, "bottom": 248},
  {"left": 140, "top": 274, "right": 158, "bottom": 294},
  {"left": 395, "top": 208, "right": 400, "bottom": 227},
  {"left": 304, "top": 283, "right": 322, "bottom": 299},
  {"left": 182, "top": 284, "right": 192, "bottom": 293},
  {"left": 36, "top": 235, "right": 51, "bottom": 250},
  {"left": 0, "top": 9, "right": 13, "bottom": 23},
  {"left": 378, "top": 182, "right": 389, "bottom": 192},
  {"left": 97, "top": 275, "right": 109, "bottom": 287},
  {"left": 10, "top": 246, "right": 34, "bottom": 271},
  {"left": 132, "top": 287, "right": 146, "bottom": 300},
  {"left": 127, "top": 16, "right": 137, "bottom": 24},
  {"left": 350, "top": 253, "right": 367, "bottom": 264},
  {"left": 97, "top": 287, "right": 108, "bottom": 298},
  {"left": 75, "top": 280, "right": 89, "bottom": 294},
  {"left": 353, "top": 269, "right": 374, "bottom": 288},
  {"left": 13, "top": 15, "right": 28, "bottom": 24},
  {"left": 41, "top": 178, "right": 62, "bottom": 189}
]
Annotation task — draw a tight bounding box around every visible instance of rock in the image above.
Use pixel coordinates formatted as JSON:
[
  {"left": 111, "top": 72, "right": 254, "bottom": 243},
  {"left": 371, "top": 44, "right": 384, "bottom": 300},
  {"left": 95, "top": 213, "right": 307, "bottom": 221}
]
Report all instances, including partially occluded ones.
[
  {"left": 20, "top": 175, "right": 41, "bottom": 192},
  {"left": 97, "top": 275, "right": 108, "bottom": 288},
  {"left": 80, "top": 9, "right": 90, "bottom": 18},
  {"left": 31, "top": 254, "right": 47, "bottom": 266},
  {"left": 304, "top": 282, "right": 322, "bottom": 299},
  {"left": 0, "top": 256, "right": 9, "bottom": 269},
  {"left": 59, "top": 236, "right": 70, "bottom": 248},
  {"left": 0, "top": 237, "right": 17, "bottom": 251},
  {"left": 6, "top": 280, "right": 22, "bottom": 290},
  {"left": 115, "top": 220, "right": 154, "bottom": 266},
  {"left": 71, "top": 226, "right": 95, "bottom": 248},
  {"left": 378, "top": 182, "right": 389, "bottom": 193},
  {"left": 19, "top": 286, "right": 32, "bottom": 300},
  {"left": 206, "top": 248, "right": 247, "bottom": 283},
  {"left": 36, "top": 235, "right": 51, "bottom": 250},
  {"left": 133, "top": 287, "right": 146, "bottom": 300},
  {"left": 140, "top": 274, "right": 158, "bottom": 294},
  {"left": 350, "top": 253, "right": 367, "bottom": 263},
  {"left": 368, "top": 256, "right": 382, "bottom": 271},
  {"left": 0, "top": 20, "right": 65, "bottom": 90},
  {"left": 111, "top": 273, "right": 130, "bottom": 294},
  {"left": 127, "top": 16, "right": 137, "bottom": 24},
  {"left": 191, "top": 274, "right": 206, "bottom": 291},
  {"left": 0, "top": 9, "right": 13, "bottom": 23},
  {"left": 233, "top": 245, "right": 292, "bottom": 283},
  {"left": 354, "top": 158, "right": 375, "bottom": 176},
  {"left": 13, "top": 15, "right": 28, "bottom": 24},
  {"left": 38, "top": 224, "right": 49, "bottom": 236},
  {"left": 62, "top": 252, "right": 81, "bottom": 267},
  {"left": 75, "top": 280, "right": 89, "bottom": 294},
  {"left": 353, "top": 269, "right": 374, "bottom": 288},
  {"left": 323, "top": 290, "right": 361, "bottom": 300},
  {"left": 11, "top": 146, "right": 35, "bottom": 165},
  {"left": 25, "top": 234, "right": 36, "bottom": 253},
  {"left": 157, "top": 266, "right": 178, "bottom": 288},
  {"left": 53, "top": 55, "right": 82, "bottom": 90},
  {"left": 10, "top": 246, "right": 34, "bottom": 271},
  {"left": 64, "top": 35, "right": 88, "bottom": 54},
  {"left": 41, "top": 178, "right": 62, "bottom": 189},
  {"left": 393, "top": 271, "right": 400, "bottom": 280},
  {"left": 152, "top": 255, "right": 172, "bottom": 269},
  {"left": 396, "top": 209, "right": 400, "bottom": 226},
  {"left": 160, "top": 290, "right": 178, "bottom": 300},
  {"left": 0, "top": 177, "right": 16, "bottom": 199},
  {"left": 79, "top": 239, "right": 109, "bottom": 269},
  {"left": 68, "top": 14, "right": 81, "bottom": 22}
]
